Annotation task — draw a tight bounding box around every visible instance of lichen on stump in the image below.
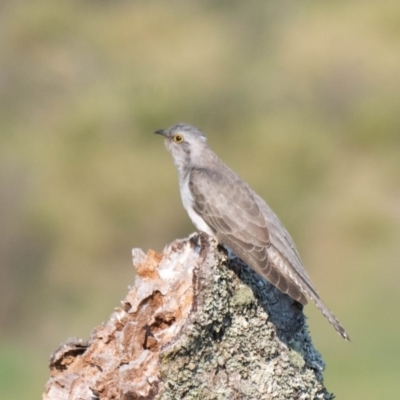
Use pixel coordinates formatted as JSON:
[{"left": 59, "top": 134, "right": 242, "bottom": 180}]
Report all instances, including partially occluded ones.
[{"left": 43, "top": 233, "right": 333, "bottom": 400}]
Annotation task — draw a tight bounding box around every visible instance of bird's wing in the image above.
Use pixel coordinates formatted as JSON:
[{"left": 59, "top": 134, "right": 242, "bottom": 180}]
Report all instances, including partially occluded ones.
[{"left": 189, "top": 167, "right": 307, "bottom": 305}]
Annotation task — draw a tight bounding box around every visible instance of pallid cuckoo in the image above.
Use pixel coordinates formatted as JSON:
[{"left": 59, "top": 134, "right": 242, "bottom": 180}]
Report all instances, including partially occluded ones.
[{"left": 155, "top": 123, "right": 349, "bottom": 340}]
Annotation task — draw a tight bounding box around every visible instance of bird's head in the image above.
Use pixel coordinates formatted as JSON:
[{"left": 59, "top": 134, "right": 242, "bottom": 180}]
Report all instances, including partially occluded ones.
[{"left": 154, "top": 123, "right": 208, "bottom": 172}]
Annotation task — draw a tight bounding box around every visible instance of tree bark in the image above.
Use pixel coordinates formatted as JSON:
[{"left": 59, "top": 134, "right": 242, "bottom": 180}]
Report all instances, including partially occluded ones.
[{"left": 43, "top": 233, "right": 333, "bottom": 400}]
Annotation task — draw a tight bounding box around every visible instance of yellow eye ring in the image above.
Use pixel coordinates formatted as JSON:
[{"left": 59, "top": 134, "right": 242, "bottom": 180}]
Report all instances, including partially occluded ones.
[{"left": 173, "top": 134, "right": 184, "bottom": 143}]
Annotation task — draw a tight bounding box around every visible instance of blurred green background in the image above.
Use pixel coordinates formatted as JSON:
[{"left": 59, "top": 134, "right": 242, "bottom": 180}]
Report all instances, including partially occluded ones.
[{"left": 1, "top": 1, "right": 399, "bottom": 398}]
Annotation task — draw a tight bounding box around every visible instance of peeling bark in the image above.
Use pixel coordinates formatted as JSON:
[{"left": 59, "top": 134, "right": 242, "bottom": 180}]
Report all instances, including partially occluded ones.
[{"left": 43, "top": 233, "right": 333, "bottom": 400}]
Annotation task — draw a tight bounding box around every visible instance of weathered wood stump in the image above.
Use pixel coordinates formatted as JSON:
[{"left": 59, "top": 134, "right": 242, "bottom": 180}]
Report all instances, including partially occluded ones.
[{"left": 43, "top": 233, "right": 333, "bottom": 399}]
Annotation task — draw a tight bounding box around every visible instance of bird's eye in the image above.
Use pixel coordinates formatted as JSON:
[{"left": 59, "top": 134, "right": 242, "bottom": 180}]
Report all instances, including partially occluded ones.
[{"left": 173, "top": 134, "right": 184, "bottom": 143}]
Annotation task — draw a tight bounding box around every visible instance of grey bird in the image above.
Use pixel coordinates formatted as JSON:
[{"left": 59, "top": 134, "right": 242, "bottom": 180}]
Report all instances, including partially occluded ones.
[{"left": 155, "top": 123, "right": 349, "bottom": 340}]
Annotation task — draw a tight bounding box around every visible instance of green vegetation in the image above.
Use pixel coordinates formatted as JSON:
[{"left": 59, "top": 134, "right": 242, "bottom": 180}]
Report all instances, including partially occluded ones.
[{"left": 1, "top": 1, "right": 399, "bottom": 398}]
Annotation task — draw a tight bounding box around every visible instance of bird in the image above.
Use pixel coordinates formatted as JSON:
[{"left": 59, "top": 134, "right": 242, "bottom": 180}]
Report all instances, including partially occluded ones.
[{"left": 154, "top": 123, "right": 349, "bottom": 340}]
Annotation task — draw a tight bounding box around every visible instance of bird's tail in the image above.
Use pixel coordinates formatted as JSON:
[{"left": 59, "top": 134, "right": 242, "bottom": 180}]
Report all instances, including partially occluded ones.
[
  {"left": 268, "top": 247, "right": 350, "bottom": 340},
  {"left": 307, "top": 287, "right": 350, "bottom": 341}
]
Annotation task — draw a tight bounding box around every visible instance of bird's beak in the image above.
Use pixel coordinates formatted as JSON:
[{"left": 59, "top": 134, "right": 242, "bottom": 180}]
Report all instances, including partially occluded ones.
[{"left": 154, "top": 129, "right": 167, "bottom": 137}]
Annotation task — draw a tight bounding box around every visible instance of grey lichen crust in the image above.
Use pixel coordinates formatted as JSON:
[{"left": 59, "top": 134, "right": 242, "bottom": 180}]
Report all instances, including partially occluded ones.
[{"left": 159, "top": 233, "right": 332, "bottom": 400}]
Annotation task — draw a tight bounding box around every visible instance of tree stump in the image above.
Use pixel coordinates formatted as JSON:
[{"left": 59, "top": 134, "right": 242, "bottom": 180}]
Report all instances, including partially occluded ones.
[{"left": 43, "top": 233, "right": 333, "bottom": 399}]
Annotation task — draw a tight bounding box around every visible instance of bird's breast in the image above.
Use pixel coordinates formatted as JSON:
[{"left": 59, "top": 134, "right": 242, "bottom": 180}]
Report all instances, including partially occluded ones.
[{"left": 180, "top": 173, "right": 214, "bottom": 236}]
